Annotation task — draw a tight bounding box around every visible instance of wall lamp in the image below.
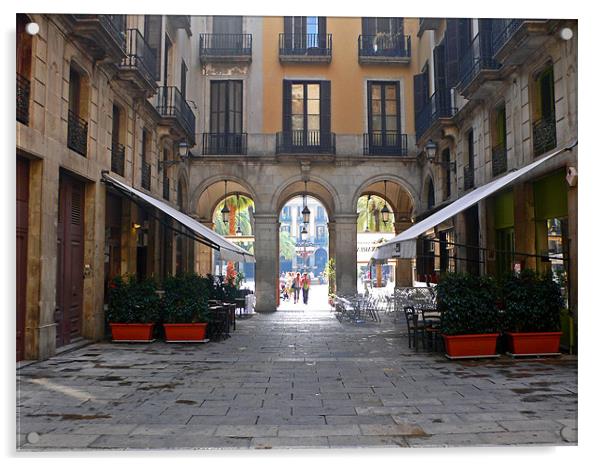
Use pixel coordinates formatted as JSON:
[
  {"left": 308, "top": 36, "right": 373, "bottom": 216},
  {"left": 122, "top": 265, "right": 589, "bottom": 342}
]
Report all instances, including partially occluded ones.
[
  {"left": 158, "top": 140, "right": 189, "bottom": 171},
  {"left": 424, "top": 139, "right": 456, "bottom": 171}
]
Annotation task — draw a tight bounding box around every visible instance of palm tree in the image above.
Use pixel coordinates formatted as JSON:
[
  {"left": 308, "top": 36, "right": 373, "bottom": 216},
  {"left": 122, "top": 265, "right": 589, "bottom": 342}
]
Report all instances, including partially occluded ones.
[
  {"left": 356, "top": 195, "right": 394, "bottom": 233},
  {"left": 279, "top": 230, "right": 296, "bottom": 261}
]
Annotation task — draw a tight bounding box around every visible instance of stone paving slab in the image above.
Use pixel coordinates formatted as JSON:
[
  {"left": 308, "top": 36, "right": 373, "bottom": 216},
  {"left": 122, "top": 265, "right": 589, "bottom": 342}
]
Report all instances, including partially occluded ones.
[{"left": 16, "top": 309, "right": 577, "bottom": 451}]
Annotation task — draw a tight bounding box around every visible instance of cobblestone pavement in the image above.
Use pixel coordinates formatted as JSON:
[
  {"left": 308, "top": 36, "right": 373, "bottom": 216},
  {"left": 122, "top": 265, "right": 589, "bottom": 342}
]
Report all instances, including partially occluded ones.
[{"left": 16, "top": 309, "right": 577, "bottom": 451}]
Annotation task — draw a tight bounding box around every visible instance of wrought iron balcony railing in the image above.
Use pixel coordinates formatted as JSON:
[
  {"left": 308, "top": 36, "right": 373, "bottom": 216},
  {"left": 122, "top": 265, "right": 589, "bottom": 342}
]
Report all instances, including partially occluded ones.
[
  {"left": 279, "top": 33, "right": 332, "bottom": 57},
  {"left": 363, "top": 132, "right": 408, "bottom": 156},
  {"left": 199, "top": 34, "right": 252, "bottom": 59},
  {"left": 492, "top": 19, "right": 524, "bottom": 56},
  {"left": 111, "top": 141, "right": 125, "bottom": 176},
  {"left": 120, "top": 29, "right": 157, "bottom": 86},
  {"left": 67, "top": 110, "right": 88, "bottom": 157},
  {"left": 358, "top": 34, "right": 411, "bottom": 59},
  {"left": 17, "top": 73, "right": 30, "bottom": 125},
  {"left": 463, "top": 166, "right": 475, "bottom": 191},
  {"left": 491, "top": 143, "right": 508, "bottom": 177},
  {"left": 154, "top": 86, "right": 196, "bottom": 144},
  {"left": 276, "top": 131, "right": 336, "bottom": 155},
  {"left": 202, "top": 133, "right": 248, "bottom": 155},
  {"left": 163, "top": 175, "right": 170, "bottom": 201},
  {"left": 458, "top": 33, "right": 501, "bottom": 90},
  {"left": 533, "top": 114, "right": 557, "bottom": 156},
  {"left": 71, "top": 14, "right": 126, "bottom": 53},
  {"left": 141, "top": 161, "right": 151, "bottom": 190},
  {"left": 415, "top": 88, "right": 456, "bottom": 140}
]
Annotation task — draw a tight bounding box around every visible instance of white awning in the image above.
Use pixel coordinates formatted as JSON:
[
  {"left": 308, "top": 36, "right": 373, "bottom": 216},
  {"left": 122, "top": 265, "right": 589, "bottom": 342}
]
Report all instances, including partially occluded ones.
[
  {"left": 102, "top": 174, "right": 255, "bottom": 263},
  {"left": 372, "top": 142, "right": 575, "bottom": 261}
]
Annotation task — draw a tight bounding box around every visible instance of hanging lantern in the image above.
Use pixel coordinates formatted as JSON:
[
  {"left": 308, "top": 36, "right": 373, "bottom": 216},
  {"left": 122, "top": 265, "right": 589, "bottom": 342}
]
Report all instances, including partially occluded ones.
[
  {"left": 381, "top": 180, "right": 390, "bottom": 224},
  {"left": 302, "top": 180, "right": 311, "bottom": 224},
  {"left": 300, "top": 225, "right": 308, "bottom": 240},
  {"left": 221, "top": 180, "right": 230, "bottom": 224}
]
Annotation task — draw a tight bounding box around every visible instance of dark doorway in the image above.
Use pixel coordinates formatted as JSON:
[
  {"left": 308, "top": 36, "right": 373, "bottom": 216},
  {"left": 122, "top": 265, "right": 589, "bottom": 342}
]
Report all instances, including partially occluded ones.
[
  {"left": 56, "top": 172, "right": 85, "bottom": 347},
  {"left": 16, "top": 157, "right": 29, "bottom": 361}
]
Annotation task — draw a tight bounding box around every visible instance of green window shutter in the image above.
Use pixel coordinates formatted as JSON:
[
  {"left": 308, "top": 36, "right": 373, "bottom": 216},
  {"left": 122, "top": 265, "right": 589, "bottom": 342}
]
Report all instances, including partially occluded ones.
[{"left": 533, "top": 171, "right": 568, "bottom": 220}]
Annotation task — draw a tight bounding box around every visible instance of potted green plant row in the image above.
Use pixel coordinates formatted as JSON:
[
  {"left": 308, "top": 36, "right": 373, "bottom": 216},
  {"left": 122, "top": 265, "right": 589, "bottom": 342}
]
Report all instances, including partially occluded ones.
[
  {"left": 500, "top": 269, "right": 563, "bottom": 355},
  {"left": 106, "top": 275, "right": 161, "bottom": 342},
  {"left": 437, "top": 273, "right": 500, "bottom": 358},
  {"left": 161, "top": 273, "right": 211, "bottom": 342}
]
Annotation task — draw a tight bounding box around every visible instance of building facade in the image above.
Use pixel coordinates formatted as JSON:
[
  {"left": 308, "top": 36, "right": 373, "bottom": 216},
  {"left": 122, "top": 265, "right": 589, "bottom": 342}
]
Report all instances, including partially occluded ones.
[{"left": 16, "top": 14, "right": 578, "bottom": 361}]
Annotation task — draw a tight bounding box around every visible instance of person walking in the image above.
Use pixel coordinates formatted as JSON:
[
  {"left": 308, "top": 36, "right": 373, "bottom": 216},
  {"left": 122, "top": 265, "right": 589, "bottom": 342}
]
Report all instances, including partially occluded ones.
[
  {"left": 302, "top": 272, "right": 311, "bottom": 305},
  {"left": 292, "top": 272, "right": 301, "bottom": 304}
]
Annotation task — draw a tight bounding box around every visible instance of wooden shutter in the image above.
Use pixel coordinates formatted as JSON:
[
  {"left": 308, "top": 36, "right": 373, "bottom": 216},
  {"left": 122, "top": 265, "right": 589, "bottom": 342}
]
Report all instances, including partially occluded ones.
[
  {"left": 320, "top": 81, "right": 331, "bottom": 135},
  {"left": 282, "top": 80, "right": 292, "bottom": 132},
  {"left": 362, "top": 17, "right": 375, "bottom": 35},
  {"left": 478, "top": 19, "right": 493, "bottom": 61},
  {"left": 413, "top": 73, "right": 428, "bottom": 116},
  {"left": 144, "top": 15, "right": 162, "bottom": 81},
  {"left": 318, "top": 17, "right": 327, "bottom": 48},
  {"left": 458, "top": 18, "right": 472, "bottom": 57},
  {"left": 433, "top": 43, "right": 449, "bottom": 112},
  {"left": 445, "top": 19, "right": 460, "bottom": 87},
  {"left": 284, "top": 17, "right": 293, "bottom": 49}
]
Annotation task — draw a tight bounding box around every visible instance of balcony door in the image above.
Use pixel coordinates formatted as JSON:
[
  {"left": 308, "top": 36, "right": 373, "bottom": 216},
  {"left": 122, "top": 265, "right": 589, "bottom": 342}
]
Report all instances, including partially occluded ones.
[
  {"left": 368, "top": 81, "right": 400, "bottom": 152},
  {"left": 213, "top": 16, "right": 243, "bottom": 50},
  {"left": 210, "top": 80, "right": 243, "bottom": 153},
  {"left": 284, "top": 17, "right": 327, "bottom": 50},
  {"left": 361, "top": 17, "right": 405, "bottom": 54}
]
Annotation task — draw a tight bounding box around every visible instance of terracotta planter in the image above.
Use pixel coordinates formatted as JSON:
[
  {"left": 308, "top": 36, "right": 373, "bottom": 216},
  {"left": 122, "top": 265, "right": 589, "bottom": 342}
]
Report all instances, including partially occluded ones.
[
  {"left": 110, "top": 323, "right": 154, "bottom": 342},
  {"left": 507, "top": 332, "right": 562, "bottom": 355},
  {"left": 443, "top": 333, "right": 499, "bottom": 358},
  {"left": 163, "top": 323, "right": 208, "bottom": 342}
]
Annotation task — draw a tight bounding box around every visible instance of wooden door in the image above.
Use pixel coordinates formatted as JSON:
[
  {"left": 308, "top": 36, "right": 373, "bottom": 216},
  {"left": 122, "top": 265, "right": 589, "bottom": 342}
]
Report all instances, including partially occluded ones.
[
  {"left": 16, "top": 157, "right": 29, "bottom": 361},
  {"left": 56, "top": 174, "right": 85, "bottom": 347}
]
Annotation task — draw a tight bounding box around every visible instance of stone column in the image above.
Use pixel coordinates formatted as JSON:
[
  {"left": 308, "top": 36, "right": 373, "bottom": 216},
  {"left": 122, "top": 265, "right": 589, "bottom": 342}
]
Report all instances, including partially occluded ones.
[
  {"left": 191, "top": 216, "right": 213, "bottom": 276},
  {"left": 328, "top": 222, "right": 336, "bottom": 294},
  {"left": 254, "top": 213, "right": 279, "bottom": 312},
  {"left": 333, "top": 214, "right": 358, "bottom": 296},
  {"left": 394, "top": 221, "right": 413, "bottom": 287}
]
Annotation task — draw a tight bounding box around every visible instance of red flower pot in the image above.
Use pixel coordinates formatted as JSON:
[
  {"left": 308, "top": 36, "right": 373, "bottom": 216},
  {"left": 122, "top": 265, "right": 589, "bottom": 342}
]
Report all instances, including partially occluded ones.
[
  {"left": 110, "top": 323, "right": 154, "bottom": 342},
  {"left": 506, "top": 332, "right": 562, "bottom": 355},
  {"left": 443, "top": 333, "right": 499, "bottom": 358},
  {"left": 163, "top": 323, "right": 208, "bottom": 342}
]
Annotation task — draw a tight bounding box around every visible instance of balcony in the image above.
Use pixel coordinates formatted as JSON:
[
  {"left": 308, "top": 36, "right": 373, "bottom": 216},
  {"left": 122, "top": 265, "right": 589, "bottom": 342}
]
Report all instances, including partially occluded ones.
[
  {"left": 358, "top": 34, "right": 411, "bottom": 65},
  {"left": 67, "top": 110, "right": 88, "bottom": 157},
  {"left": 463, "top": 166, "right": 475, "bottom": 191},
  {"left": 276, "top": 131, "right": 336, "bottom": 155},
  {"left": 163, "top": 176, "right": 170, "bottom": 201},
  {"left": 199, "top": 34, "right": 252, "bottom": 63},
  {"left": 491, "top": 143, "right": 507, "bottom": 177},
  {"left": 118, "top": 29, "right": 157, "bottom": 94},
  {"left": 111, "top": 141, "right": 125, "bottom": 176},
  {"left": 532, "top": 115, "right": 557, "bottom": 157},
  {"left": 17, "top": 73, "right": 30, "bottom": 125},
  {"left": 492, "top": 19, "right": 553, "bottom": 66},
  {"left": 363, "top": 132, "right": 408, "bottom": 156},
  {"left": 202, "top": 133, "right": 247, "bottom": 155},
  {"left": 154, "top": 86, "right": 196, "bottom": 145},
  {"left": 418, "top": 18, "right": 441, "bottom": 36},
  {"left": 141, "top": 161, "right": 151, "bottom": 191},
  {"left": 69, "top": 14, "right": 126, "bottom": 62},
  {"left": 279, "top": 33, "right": 332, "bottom": 64},
  {"left": 457, "top": 33, "right": 502, "bottom": 100},
  {"left": 415, "top": 88, "right": 456, "bottom": 143}
]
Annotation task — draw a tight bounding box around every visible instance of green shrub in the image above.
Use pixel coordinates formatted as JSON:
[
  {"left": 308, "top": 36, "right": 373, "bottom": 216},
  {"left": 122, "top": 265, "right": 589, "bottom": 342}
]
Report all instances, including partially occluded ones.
[
  {"left": 500, "top": 269, "right": 563, "bottom": 333},
  {"left": 106, "top": 274, "right": 160, "bottom": 323},
  {"left": 161, "top": 273, "right": 210, "bottom": 323},
  {"left": 438, "top": 273, "right": 500, "bottom": 335}
]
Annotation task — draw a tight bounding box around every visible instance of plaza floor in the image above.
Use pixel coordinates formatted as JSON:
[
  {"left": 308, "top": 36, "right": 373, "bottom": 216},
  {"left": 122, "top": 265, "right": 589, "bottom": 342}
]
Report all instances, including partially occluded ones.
[{"left": 16, "top": 306, "right": 577, "bottom": 451}]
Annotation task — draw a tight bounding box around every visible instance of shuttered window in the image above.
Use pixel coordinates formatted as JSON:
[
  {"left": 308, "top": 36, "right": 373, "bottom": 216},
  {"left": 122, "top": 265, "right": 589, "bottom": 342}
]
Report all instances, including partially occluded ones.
[
  {"left": 210, "top": 80, "right": 243, "bottom": 134},
  {"left": 282, "top": 80, "right": 331, "bottom": 145},
  {"left": 144, "top": 15, "right": 162, "bottom": 81}
]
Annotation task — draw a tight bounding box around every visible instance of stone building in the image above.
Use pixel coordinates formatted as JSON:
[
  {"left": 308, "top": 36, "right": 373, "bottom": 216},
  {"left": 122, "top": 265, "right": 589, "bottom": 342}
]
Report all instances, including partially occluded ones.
[{"left": 16, "top": 14, "right": 578, "bottom": 361}]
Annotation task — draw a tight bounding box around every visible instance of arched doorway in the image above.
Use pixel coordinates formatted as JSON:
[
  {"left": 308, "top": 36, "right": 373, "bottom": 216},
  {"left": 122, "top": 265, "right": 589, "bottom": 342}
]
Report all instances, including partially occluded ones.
[{"left": 277, "top": 194, "right": 330, "bottom": 310}]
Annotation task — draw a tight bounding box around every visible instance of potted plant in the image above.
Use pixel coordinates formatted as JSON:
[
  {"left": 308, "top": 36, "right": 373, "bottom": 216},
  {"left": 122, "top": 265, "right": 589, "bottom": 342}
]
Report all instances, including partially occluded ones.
[
  {"left": 106, "top": 274, "right": 160, "bottom": 342},
  {"left": 438, "top": 273, "right": 500, "bottom": 358},
  {"left": 162, "top": 273, "right": 210, "bottom": 342},
  {"left": 500, "top": 269, "right": 564, "bottom": 355}
]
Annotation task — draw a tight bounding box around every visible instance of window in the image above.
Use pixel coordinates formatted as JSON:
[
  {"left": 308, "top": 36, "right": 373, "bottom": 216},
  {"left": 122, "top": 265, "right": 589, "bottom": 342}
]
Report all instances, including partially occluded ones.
[
  {"left": 180, "top": 61, "right": 187, "bottom": 100},
  {"left": 491, "top": 104, "right": 508, "bottom": 176},
  {"left": 281, "top": 80, "right": 331, "bottom": 151},
  {"left": 362, "top": 17, "right": 404, "bottom": 35},
  {"left": 532, "top": 65, "right": 557, "bottom": 156},
  {"left": 144, "top": 15, "right": 162, "bottom": 81},
  {"left": 442, "top": 148, "right": 451, "bottom": 199},
  {"left": 426, "top": 178, "right": 435, "bottom": 210},
  {"left": 162, "top": 148, "right": 170, "bottom": 200},
  {"left": 284, "top": 17, "right": 326, "bottom": 49},
  {"left": 213, "top": 16, "right": 243, "bottom": 34},
  {"left": 111, "top": 104, "right": 125, "bottom": 175},
  {"left": 17, "top": 14, "right": 32, "bottom": 125},
  {"left": 368, "top": 81, "right": 400, "bottom": 150},
  {"left": 141, "top": 129, "right": 151, "bottom": 190},
  {"left": 67, "top": 64, "right": 88, "bottom": 156},
  {"left": 210, "top": 80, "right": 243, "bottom": 135}
]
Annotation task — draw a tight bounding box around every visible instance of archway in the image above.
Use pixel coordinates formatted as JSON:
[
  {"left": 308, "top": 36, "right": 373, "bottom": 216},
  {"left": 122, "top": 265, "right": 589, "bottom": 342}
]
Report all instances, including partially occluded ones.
[
  {"left": 277, "top": 194, "right": 330, "bottom": 311},
  {"left": 354, "top": 178, "right": 415, "bottom": 290}
]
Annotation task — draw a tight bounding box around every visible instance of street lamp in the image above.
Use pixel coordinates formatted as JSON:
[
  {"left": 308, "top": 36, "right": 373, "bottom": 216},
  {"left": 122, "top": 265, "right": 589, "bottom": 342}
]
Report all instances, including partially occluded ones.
[
  {"left": 300, "top": 225, "right": 308, "bottom": 240},
  {"left": 221, "top": 180, "right": 230, "bottom": 224},
  {"left": 302, "top": 180, "right": 311, "bottom": 224},
  {"left": 235, "top": 194, "right": 242, "bottom": 235},
  {"left": 381, "top": 180, "right": 391, "bottom": 225},
  {"left": 159, "top": 140, "right": 189, "bottom": 171},
  {"left": 424, "top": 139, "right": 456, "bottom": 171}
]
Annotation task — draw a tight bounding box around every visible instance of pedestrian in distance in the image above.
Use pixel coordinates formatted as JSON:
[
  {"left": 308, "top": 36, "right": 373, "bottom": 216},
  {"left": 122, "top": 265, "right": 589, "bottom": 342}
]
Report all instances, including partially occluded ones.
[
  {"left": 302, "top": 272, "right": 310, "bottom": 305},
  {"left": 293, "top": 272, "right": 301, "bottom": 304}
]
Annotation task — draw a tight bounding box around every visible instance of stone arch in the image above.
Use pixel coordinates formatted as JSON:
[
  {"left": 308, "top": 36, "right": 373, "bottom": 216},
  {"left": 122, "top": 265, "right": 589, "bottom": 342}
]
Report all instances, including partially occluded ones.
[
  {"left": 191, "top": 175, "right": 259, "bottom": 220},
  {"left": 352, "top": 174, "right": 416, "bottom": 222},
  {"left": 270, "top": 175, "right": 341, "bottom": 218}
]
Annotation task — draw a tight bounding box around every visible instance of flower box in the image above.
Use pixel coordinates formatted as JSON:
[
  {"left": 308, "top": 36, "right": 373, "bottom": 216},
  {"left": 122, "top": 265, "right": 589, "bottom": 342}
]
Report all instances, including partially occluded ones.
[
  {"left": 506, "top": 331, "right": 562, "bottom": 355},
  {"left": 110, "top": 323, "right": 154, "bottom": 342},
  {"left": 443, "top": 333, "right": 499, "bottom": 358},
  {"left": 163, "top": 323, "right": 208, "bottom": 342}
]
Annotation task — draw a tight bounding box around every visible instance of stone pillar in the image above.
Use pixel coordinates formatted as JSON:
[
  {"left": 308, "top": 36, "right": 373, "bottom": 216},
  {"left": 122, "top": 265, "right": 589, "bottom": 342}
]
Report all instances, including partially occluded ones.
[
  {"left": 394, "top": 221, "right": 413, "bottom": 287},
  {"left": 513, "top": 183, "right": 537, "bottom": 271},
  {"left": 333, "top": 214, "right": 358, "bottom": 296},
  {"left": 254, "top": 213, "right": 279, "bottom": 312},
  {"left": 328, "top": 222, "right": 336, "bottom": 294}
]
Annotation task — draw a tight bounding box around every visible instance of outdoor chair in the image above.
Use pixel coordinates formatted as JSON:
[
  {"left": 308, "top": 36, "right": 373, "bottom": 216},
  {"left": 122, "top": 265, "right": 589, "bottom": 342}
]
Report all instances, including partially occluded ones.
[
  {"left": 404, "top": 305, "right": 427, "bottom": 350},
  {"left": 420, "top": 307, "right": 442, "bottom": 351}
]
